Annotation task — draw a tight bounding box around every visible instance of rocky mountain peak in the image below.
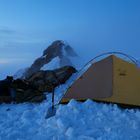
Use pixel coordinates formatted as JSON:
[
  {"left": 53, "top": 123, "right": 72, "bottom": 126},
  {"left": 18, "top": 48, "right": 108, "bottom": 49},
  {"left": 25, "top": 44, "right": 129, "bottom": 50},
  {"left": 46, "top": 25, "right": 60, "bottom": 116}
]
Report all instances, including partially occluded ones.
[
  {"left": 43, "top": 40, "right": 64, "bottom": 58},
  {"left": 42, "top": 40, "right": 77, "bottom": 58},
  {"left": 22, "top": 40, "right": 78, "bottom": 78}
]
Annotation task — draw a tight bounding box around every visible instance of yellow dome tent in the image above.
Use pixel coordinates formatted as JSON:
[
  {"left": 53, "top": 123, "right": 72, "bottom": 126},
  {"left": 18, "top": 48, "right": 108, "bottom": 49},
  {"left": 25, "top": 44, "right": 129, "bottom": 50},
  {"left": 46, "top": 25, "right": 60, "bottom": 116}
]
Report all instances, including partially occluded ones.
[{"left": 60, "top": 54, "right": 140, "bottom": 106}]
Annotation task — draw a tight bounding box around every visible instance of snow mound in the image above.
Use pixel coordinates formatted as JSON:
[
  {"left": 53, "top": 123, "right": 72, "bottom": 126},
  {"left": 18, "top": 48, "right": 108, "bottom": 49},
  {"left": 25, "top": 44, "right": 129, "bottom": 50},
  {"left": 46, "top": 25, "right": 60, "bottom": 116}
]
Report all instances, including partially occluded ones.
[{"left": 0, "top": 99, "right": 139, "bottom": 140}]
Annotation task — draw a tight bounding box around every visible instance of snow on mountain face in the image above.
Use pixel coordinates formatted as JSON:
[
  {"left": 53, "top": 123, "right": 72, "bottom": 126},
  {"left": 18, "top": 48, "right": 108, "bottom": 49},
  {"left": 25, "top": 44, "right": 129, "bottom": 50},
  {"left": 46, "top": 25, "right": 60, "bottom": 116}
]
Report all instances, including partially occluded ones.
[
  {"left": 42, "top": 40, "right": 78, "bottom": 68},
  {"left": 0, "top": 74, "right": 140, "bottom": 140},
  {"left": 41, "top": 57, "right": 60, "bottom": 70},
  {"left": 13, "top": 68, "right": 28, "bottom": 79}
]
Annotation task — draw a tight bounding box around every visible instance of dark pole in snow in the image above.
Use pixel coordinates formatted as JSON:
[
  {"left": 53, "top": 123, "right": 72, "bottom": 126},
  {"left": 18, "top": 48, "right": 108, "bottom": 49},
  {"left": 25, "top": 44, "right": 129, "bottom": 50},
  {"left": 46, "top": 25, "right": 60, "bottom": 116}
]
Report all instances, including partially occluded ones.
[{"left": 52, "top": 87, "right": 55, "bottom": 110}]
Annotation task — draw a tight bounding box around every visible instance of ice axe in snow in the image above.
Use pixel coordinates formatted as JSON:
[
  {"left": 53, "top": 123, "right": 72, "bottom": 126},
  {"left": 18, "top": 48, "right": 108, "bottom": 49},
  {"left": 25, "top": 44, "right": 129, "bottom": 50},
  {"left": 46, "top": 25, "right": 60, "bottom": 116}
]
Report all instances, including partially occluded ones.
[
  {"left": 45, "top": 87, "right": 57, "bottom": 119},
  {"left": 45, "top": 72, "right": 62, "bottom": 119},
  {"left": 45, "top": 83, "right": 70, "bottom": 119}
]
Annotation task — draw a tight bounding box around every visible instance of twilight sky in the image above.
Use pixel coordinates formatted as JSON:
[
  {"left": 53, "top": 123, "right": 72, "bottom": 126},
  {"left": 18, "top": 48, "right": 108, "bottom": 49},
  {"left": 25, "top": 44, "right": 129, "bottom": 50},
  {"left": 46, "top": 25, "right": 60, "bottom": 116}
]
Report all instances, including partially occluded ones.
[{"left": 0, "top": 0, "right": 140, "bottom": 79}]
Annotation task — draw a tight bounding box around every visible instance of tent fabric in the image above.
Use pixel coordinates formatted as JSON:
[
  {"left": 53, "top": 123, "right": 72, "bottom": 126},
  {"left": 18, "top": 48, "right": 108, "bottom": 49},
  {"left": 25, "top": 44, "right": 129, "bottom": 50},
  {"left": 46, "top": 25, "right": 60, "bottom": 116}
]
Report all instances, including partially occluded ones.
[{"left": 60, "top": 55, "right": 140, "bottom": 106}]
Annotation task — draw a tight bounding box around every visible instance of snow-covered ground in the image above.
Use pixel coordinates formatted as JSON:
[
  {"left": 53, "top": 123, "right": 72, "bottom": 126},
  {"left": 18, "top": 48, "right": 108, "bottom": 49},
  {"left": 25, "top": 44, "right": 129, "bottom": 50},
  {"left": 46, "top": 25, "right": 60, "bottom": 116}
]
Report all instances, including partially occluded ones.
[
  {"left": 0, "top": 74, "right": 140, "bottom": 140},
  {"left": 0, "top": 99, "right": 140, "bottom": 140}
]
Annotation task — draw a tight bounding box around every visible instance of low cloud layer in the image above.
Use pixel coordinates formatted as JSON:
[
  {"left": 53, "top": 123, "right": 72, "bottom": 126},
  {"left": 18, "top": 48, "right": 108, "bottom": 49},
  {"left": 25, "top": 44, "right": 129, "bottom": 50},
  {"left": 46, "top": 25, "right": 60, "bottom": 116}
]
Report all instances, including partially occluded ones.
[{"left": 0, "top": 28, "right": 15, "bottom": 34}]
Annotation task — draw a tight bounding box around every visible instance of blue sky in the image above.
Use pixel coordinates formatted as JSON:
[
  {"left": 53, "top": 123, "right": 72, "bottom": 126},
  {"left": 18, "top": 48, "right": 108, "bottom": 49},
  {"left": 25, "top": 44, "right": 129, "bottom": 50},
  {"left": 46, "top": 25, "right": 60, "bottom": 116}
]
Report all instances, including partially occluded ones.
[{"left": 0, "top": 0, "right": 140, "bottom": 79}]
